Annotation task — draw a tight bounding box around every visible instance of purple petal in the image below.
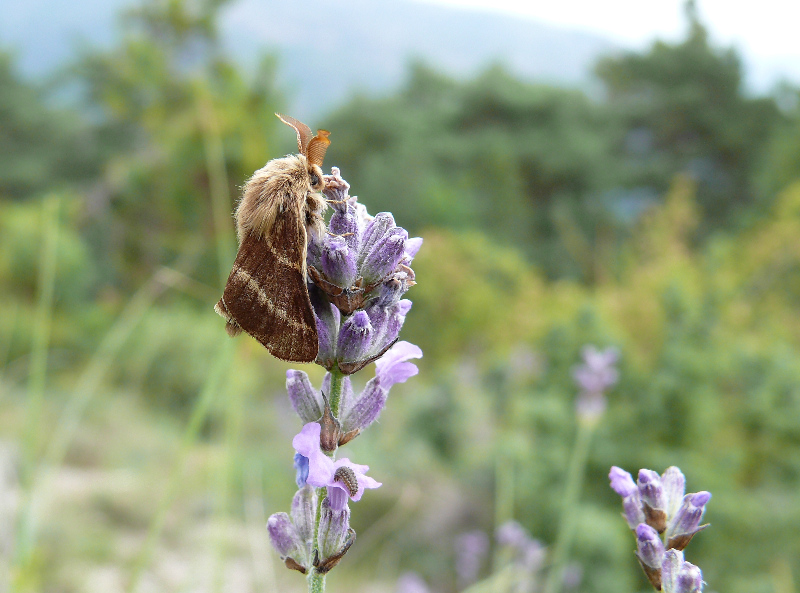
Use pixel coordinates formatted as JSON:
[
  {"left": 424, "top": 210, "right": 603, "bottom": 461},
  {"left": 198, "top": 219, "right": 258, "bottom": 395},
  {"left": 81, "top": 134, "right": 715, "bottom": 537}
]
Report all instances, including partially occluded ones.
[
  {"left": 404, "top": 237, "right": 423, "bottom": 260},
  {"left": 292, "top": 423, "right": 334, "bottom": 487},
  {"left": 376, "top": 341, "right": 423, "bottom": 387}
]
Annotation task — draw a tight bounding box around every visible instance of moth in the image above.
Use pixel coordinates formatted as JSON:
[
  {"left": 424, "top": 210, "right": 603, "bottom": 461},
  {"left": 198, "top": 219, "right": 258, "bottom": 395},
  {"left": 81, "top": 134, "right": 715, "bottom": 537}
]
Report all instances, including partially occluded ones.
[{"left": 214, "top": 114, "right": 331, "bottom": 362}]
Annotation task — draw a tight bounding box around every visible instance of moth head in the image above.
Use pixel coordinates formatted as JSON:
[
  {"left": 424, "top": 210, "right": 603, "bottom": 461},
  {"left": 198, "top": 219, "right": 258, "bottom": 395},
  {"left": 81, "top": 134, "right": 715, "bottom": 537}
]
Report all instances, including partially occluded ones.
[{"left": 308, "top": 162, "right": 325, "bottom": 192}]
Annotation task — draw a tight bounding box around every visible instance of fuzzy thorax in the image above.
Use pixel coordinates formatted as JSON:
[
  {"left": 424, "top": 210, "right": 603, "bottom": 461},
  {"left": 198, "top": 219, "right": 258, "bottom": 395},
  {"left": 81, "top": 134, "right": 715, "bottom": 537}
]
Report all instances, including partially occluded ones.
[{"left": 235, "top": 154, "right": 327, "bottom": 243}]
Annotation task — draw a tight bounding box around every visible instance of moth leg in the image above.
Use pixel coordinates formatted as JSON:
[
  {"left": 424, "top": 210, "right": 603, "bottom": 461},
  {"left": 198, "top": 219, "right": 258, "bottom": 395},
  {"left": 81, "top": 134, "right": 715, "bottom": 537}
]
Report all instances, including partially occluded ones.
[{"left": 326, "top": 231, "right": 355, "bottom": 238}]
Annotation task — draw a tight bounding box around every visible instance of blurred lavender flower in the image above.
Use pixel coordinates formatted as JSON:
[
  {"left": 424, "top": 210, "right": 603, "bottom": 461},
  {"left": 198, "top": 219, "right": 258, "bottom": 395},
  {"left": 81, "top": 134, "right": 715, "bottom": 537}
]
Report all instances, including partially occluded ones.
[
  {"left": 395, "top": 572, "right": 431, "bottom": 593},
  {"left": 573, "top": 345, "right": 619, "bottom": 423},
  {"left": 307, "top": 168, "right": 421, "bottom": 375},
  {"left": 609, "top": 466, "right": 710, "bottom": 591},
  {"left": 455, "top": 530, "right": 489, "bottom": 588},
  {"left": 495, "top": 519, "right": 547, "bottom": 589}
]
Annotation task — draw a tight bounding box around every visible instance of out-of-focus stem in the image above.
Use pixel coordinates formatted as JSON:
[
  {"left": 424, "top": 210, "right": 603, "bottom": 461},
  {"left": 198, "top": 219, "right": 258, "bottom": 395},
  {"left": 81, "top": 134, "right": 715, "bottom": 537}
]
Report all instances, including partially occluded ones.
[{"left": 542, "top": 420, "right": 596, "bottom": 593}]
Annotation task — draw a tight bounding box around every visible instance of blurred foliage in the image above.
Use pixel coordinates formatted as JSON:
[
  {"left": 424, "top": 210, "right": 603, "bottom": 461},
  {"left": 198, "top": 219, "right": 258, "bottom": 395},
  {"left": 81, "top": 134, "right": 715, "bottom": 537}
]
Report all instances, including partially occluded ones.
[{"left": 2, "top": 0, "right": 800, "bottom": 592}]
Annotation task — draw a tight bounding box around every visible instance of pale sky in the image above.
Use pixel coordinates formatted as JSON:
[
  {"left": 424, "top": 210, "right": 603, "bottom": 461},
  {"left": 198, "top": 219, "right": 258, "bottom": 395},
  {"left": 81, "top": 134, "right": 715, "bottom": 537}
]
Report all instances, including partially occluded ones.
[{"left": 418, "top": 0, "right": 799, "bottom": 59}]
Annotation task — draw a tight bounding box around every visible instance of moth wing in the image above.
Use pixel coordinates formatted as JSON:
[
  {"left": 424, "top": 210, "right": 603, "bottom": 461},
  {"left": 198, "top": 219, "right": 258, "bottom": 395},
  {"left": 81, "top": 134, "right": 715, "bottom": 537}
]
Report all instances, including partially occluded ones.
[
  {"left": 217, "top": 210, "right": 318, "bottom": 362},
  {"left": 276, "top": 113, "right": 313, "bottom": 155}
]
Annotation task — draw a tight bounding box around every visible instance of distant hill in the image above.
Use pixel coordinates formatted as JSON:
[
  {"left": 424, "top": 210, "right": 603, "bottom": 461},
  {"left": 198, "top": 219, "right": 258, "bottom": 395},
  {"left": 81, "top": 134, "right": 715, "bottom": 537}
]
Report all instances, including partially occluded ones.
[
  {"left": 0, "top": 0, "right": 618, "bottom": 116},
  {"left": 220, "top": 0, "right": 619, "bottom": 115}
]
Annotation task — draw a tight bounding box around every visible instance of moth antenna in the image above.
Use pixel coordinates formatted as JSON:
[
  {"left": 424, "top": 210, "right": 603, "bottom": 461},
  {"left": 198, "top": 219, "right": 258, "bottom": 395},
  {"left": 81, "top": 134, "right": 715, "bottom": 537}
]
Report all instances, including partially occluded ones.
[
  {"left": 276, "top": 113, "right": 313, "bottom": 154},
  {"left": 306, "top": 130, "right": 331, "bottom": 166}
]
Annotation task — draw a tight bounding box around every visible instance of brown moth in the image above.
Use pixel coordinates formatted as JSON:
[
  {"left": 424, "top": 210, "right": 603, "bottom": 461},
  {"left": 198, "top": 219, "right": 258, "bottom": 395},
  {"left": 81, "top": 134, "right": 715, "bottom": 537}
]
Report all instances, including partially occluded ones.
[{"left": 214, "top": 113, "right": 331, "bottom": 362}]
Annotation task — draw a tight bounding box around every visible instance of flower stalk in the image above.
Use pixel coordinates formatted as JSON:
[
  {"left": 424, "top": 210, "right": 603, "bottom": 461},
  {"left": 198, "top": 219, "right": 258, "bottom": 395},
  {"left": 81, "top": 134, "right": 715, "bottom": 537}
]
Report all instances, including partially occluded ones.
[{"left": 260, "top": 168, "right": 422, "bottom": 592}]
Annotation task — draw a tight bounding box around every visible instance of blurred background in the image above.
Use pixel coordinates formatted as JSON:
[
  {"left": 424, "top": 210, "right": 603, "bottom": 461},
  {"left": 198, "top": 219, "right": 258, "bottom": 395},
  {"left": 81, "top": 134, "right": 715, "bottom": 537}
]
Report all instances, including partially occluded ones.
[{"left": 2, "top": 0, "right": 800, "bottom": 591}]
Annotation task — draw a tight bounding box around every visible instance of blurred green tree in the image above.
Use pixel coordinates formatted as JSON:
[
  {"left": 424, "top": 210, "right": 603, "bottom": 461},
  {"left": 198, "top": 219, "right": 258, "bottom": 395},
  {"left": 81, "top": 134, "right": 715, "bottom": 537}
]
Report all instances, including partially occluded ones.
[
  {"left": 0, "top": 51, "right": 100, "bottom": 199},
  {"left": 326, "top": 62, "right": 618, "bottom": 279},
  {"left": 71, "top": 0, "right": 285, "bottom": 291},
  {"left": 594, "top": 1, "right": 782, "bottom": 232}
]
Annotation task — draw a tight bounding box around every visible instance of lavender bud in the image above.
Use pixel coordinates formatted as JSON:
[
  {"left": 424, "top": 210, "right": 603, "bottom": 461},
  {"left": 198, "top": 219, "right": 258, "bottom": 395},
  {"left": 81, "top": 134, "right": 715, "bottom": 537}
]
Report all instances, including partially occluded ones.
[
  {"left": 291, "top": 485, "right": 317, "bottom": 548},
  {"left": 340, "top": 376, "right": 387, "bottom": 433},
  {"left": 309, "top": 285, "right": 340, "bottom": 366},
  {"left": 323, "top": 167, "right": 350, "bottom": 203},
  {"left": 294, "top": 453, "right": 309, "bottom": 488},
  {"left": 636, "top": 524, "right": 665, "bottom": 569},
  {"left": 609, "top": 466, "right": 637, "bottom": 497},
  {"left": 380, "top": 299, "right": 412, "bottom": 348},
  {"left": 638, "top": 470, "right": 664, "bottom": 507},
  {"left": 317, "top": 496, "right": 351, "bottom": 561},
  {"left": 322, "top": 235, "right": 358, "bottom": 288},
  {"left": 662, "top": 467, "right": 687, "bottom": 519},
  {"left": 662, "top": 550, "right": 703, "bottom": 593},
  {"left": 286, "top": 370, "right": 323, "bottom": 423},
  {"left": 361, "top": 227, "right": 407, "bottom": 284},
  {"left": 665, "top": 492, "right": 711, "bottom": 550},
  {"left": 639, "top": 469, "right": 668, "bottom": 532},
  {"left": 329, "top": 203, "right": 361, "bottom": 254},
  {"left": 267, "top": 512, "right": 302, "bottom": 559},
  {"left": 358, "top": 212, "right": 395, "bottom": 267},
  {"left": 622, "top": 493, "right": 646, "bottom": 529},
  {"left": 336, "top": 311, "right": 374, "bottom": 363}
]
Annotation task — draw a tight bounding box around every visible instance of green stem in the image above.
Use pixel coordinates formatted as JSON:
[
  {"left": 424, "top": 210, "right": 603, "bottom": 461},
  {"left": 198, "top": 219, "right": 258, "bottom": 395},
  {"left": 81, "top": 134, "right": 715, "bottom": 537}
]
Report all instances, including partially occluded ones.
[
  {"left": 306, "top": 369, "right": 346, "bottom": 593},
  {"left": 542, "top": 419, "right": 596, "bottom": 593},
  {"left": 328, "top": 368, "right": 345, "bottom": 418}
]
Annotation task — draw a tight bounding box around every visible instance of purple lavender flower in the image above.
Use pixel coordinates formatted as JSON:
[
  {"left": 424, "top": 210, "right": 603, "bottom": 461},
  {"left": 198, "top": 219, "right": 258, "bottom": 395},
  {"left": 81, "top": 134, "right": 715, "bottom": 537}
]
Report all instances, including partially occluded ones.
[
  {"left": 573, "top": 345, "right": 618, "bottom": 422},
  {"left": 455, "top": 530, "right": 489, "bottom": 588},
  {"left": 339, "top": 341, "right": 423, "bottom": 433},
  {"left": 305, "top": 168, "right": 421, "bottom": 374},
  {"left": 572, "top": 346, "right": 619, "bottom": 394},
  {"left": 611, "top": 466, "right": 710, "bottom": 591},
  {"left": 292, "top": 422, "right": 381, "bottom": 510}
]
